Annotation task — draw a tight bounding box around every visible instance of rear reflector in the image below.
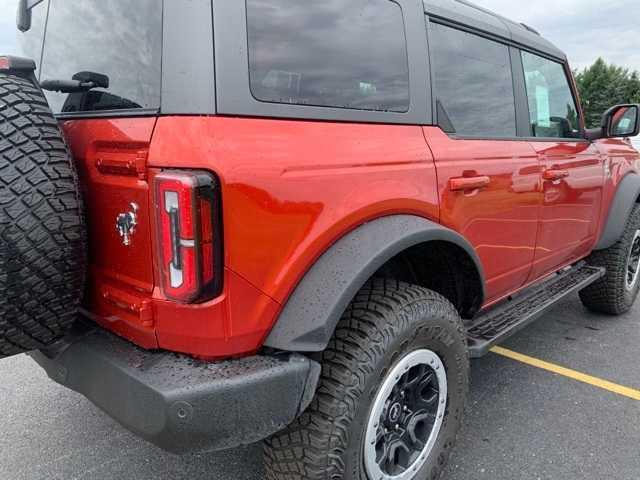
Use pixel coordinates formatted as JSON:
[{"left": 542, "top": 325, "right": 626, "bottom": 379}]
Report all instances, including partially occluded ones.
[{"left": 154, "top": 171, "right": 222, "bottom": 303}]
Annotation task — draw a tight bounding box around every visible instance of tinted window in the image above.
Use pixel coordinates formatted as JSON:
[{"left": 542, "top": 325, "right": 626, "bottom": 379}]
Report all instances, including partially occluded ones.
[
  {"left": 246, "top": 0, "right": 410, "bottom": 113},
  {"left": 38, "top": 0, "right": 162, "bottom": 114},
  {"left": 521, "top": 52, "right": 580, "bottom": 138},
  {"left": 430, "top": 23, "right": 516, "bottom": 137}
]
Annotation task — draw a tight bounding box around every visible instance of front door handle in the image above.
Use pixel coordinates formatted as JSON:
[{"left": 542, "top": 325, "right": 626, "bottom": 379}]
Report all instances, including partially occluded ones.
[
  {"left": 449, "top": 176, "right": 491, "bottom": 192},
  {"left": 543, "top": 169, "right": 570, "bottom": 181}
]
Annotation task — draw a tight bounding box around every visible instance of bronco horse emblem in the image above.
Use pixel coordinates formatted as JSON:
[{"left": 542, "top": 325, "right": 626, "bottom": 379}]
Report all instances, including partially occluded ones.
[{"left": 115, "top": 203, "right": 139, "bottom": 246}]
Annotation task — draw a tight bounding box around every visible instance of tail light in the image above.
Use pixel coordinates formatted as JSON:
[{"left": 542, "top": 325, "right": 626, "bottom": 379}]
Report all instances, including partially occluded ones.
[{"left": 154, "top": 171, "right": 222, "bottom": 303}]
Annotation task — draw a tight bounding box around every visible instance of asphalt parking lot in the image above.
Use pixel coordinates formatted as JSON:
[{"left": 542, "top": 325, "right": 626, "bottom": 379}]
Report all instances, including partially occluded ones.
[{"left": 1, "top": 293, "right": 638, "bottom": 480}]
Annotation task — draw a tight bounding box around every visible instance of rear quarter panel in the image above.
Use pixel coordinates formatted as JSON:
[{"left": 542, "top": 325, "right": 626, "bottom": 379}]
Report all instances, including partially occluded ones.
[
  {"left": 147, "top": 117, "right": 438, "bottom": 355},
  {"left": 149, "top": 117, "right": 438, "bottom": 303}
]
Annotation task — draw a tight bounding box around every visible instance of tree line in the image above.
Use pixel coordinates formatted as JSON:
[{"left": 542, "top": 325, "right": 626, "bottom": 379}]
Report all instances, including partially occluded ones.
[{"left": 575, "top": 58, "right": 640, "bottom": 129}]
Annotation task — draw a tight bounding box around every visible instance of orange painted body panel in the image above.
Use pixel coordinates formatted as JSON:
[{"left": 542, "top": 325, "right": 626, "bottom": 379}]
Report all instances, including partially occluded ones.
[
  {"left": 527, "top": 141, "right": 603, "bottom": 281},
  {"left": 62, "top": 118, "right": 159, "bottom": 349},
  {"left": 423, "top": 127, "right": 541, "bottom": 302},
  {"left": 59, "top": 113, "right": 638, "bottom": 358},
  {"left": 148, "top": 117, "right": 439, "bottom": 305},
  {"left": 63, "top": 115, "right": 438, "bottom": 357}
]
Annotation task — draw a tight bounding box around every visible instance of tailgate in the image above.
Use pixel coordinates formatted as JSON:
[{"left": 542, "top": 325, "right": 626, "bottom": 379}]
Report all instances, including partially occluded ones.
[{"left": 62, "top": 117, "right": 158, "bottom": 347}]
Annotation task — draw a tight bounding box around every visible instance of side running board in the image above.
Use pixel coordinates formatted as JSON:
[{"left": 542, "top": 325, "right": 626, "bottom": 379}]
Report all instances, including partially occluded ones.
[{"left": 467, "top": 263, "right": 605, "bottom": 358}]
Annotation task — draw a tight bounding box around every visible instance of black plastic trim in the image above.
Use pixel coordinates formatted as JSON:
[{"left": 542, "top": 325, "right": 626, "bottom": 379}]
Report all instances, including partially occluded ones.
[
  {"left": 29, "top": 325, "right": 320, "bottom": 454},
  {"left": 467, "top": 263, "right": 605, "bottom": 357},
  {"left": 444, "top": 134, "right": 590, "bottom": 143},
  {"left": 213, "top": 0, "right": 431, "bottom": 125},
  {"left": 54, "top": 108, "right": 159, "bottom": 120},
  {"left": 595, "top": 173, "right": 640, "bottom": 250},
  {"left": 264, "top": 215, "right": 486, "bottom": 352},
  {"left": 510, "top": 46, "right": 531, "bottom": 138}
]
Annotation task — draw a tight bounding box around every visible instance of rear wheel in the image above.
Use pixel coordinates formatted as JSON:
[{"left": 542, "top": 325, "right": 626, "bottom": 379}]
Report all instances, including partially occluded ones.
[
  {"left": 264, "top": 279, "right": 469, "bottom": 480},
  {"left": 580, "top": 204, "right": 640, "bottom": 315},
  {"left": 0, "top": 74, "right": 86, "bottom": 358}
]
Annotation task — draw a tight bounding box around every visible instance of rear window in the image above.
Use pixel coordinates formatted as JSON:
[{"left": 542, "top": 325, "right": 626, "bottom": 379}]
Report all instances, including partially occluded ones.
[
  {"left": 246, "top": 0, "right": 410, "bottom": 113},
  {"left": 430, "top": 22, "right": 517, "bottom": 138},
  {"left": 36, "top": 0, "right": 162, "bottom": 115}
]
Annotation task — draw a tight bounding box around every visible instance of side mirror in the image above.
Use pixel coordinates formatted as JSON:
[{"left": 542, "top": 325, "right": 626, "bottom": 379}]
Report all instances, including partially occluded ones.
[
  {"left": 549, "top": 116, "right": 572, "bottom": 138},
  {"left": 16, "top": 0, "right": 45, "bottom": 33},
  {"left": 606, "top": 104, "right": 640, "bottom": 137},
  {"left": 72, "top": 71, "right": 110, "bottom": 89},
  {"left": 16, "top": 0, "right": 32, "bottom": 32},
  {"left": 586, "top": 104, "right": 640, "bottom": 141}
]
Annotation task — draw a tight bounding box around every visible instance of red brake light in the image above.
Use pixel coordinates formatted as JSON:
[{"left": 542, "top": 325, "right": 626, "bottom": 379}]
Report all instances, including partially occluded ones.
[
  {"left": 154, "top": 171, "right": 222, "bottom": 303},
  {"left": 0, "top": 56, "right": 36, "bottom": 72}
]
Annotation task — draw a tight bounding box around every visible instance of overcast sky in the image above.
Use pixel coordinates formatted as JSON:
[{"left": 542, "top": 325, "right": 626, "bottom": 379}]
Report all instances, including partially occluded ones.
[
  {"left": 0, "top": 0, "right": 19, "bottom": 55},
  {"left": 0, "top": 0, "right": 638, "bottom": 73}
]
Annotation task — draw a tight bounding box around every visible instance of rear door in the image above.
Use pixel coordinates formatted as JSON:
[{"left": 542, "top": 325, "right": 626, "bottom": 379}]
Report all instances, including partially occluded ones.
[
  {"left": 30, "top": 0, "right": 163, "bottom": 346},
  {"left": 518, "top": 51, "right": 604, "bottom": 280},
  {"left": 424, "top": 22, "right": 542, "bottom": 304}
]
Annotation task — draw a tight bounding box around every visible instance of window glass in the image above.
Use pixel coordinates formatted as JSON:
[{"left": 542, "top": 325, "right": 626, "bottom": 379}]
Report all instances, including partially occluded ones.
[
  {"left": 430, "top": 23, "right": 516, "bottom": 137},
  {"left": 246, "top": 0, "right": 410, "bottom": 113},
  {"left": 521, "top": 51, "right": 579, "bottom": 138},
  {"left": 38, "top": 0, "right": 162, "bottom": 114}
]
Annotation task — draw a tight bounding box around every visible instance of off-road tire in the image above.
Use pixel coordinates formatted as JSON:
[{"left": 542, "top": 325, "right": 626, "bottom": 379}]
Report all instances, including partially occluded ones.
[
  {"left": 580, "top": 204, "right": 640, "bottom": 315},
  {"left": 0, "top": 73, "right": 86, "bottom": 358},
  {"left": 263, "top": 279, "right": 469, "bottom": 480}
]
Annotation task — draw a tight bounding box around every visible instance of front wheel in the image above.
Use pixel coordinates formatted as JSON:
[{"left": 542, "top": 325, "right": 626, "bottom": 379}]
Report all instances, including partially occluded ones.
[
  {"left": 264, "top": 279, "right": 469, "bottom": 480},
  {"left": 580, "top": 204, "right": 640, "bottom": 315}
]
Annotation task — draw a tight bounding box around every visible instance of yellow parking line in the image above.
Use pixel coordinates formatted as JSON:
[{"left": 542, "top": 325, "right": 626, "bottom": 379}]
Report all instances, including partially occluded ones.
[{"left": 490, "top": 346, "right": 640, "bottom": 401}]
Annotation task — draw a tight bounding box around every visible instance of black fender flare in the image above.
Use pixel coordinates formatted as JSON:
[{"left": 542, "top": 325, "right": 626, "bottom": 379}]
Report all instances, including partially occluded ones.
[
  {"left": 595, "top": 173, "right": 640, "bottom": 250},
  {"left": 264, "top": 215, "right": 486, "bottom": 352}
]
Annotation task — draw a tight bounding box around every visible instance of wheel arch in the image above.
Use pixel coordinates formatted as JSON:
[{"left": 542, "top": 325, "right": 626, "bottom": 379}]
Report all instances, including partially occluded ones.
[
  {"left": 596, "top": 173, "right": 640, "bottom": 251},
  {"left": 263, "top": 215, "right": 485, "bottom": 352}
]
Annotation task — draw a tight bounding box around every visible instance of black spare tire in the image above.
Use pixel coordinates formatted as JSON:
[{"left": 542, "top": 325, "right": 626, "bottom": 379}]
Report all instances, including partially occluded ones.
[{"left": 0, "top": 73, "right": 86, "bottom": 358}]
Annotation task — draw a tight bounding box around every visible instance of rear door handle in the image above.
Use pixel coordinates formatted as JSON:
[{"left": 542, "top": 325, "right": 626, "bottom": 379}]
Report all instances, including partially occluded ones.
[
  {"left": 449, "top": 176, "right": 491, "bottom": 192},
  {"left": 543, "top": 169, "right": 570, "bottom": 181}
]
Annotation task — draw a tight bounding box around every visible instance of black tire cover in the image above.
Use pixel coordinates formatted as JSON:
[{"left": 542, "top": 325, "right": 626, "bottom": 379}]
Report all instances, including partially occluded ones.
[{"left": 0, "top": 73, "right": 86, "bottom": 358}]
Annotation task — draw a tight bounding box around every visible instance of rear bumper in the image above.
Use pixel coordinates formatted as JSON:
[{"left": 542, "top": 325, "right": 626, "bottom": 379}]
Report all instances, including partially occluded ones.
[{"left": 29, "top": 324, "right": 320, "bottom": 454}]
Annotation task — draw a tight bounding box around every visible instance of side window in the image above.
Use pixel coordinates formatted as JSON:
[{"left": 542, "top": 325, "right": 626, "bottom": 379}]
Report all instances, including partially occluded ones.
[
  {"left": 246, "top": 0, "right": 409, "bottom": 113},
  {"left": 430, "top": 22, "right": 516, "bottom": 138},
  {"left": 521, "top": 52, "right": 580, "bottom": 138}
]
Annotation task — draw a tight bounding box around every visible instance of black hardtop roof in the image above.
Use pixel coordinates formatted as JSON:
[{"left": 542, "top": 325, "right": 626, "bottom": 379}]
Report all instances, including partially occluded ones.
[{"left": 423, "top": 0, "right": 567, "bottom": 61}]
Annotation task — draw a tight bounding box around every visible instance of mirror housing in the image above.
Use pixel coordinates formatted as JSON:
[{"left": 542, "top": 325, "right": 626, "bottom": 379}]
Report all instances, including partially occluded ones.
[
  {"left": 16, "top": 0, "right": 45, "bottom": 32},
  {"left": 72, "top": 71, "right": 110, "bottom": 89},
  {"left": 586, "top": 104, "right": 640, "bottom": 141}
]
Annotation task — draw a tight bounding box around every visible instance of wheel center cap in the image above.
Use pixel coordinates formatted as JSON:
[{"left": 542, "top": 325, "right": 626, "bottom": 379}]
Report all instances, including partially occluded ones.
[{"left": 388, "top": 402, "right": 402, "bottom": 423}]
